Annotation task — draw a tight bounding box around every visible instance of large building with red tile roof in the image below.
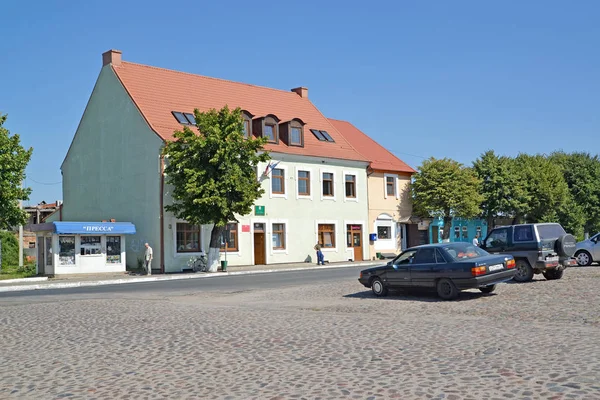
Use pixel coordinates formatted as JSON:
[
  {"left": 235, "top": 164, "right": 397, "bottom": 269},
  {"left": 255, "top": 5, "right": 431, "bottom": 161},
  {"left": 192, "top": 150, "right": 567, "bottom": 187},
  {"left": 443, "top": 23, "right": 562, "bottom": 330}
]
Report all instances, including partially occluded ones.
[{"left": 57, "top": 50, "right": 415, "bottom": 272}]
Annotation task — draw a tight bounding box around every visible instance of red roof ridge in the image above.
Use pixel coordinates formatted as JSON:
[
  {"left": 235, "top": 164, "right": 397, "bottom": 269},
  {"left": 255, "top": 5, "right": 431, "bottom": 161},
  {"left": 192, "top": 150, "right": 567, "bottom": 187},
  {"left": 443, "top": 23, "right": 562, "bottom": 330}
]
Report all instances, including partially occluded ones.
[{"left": 117, "top": 61, "right": 306, "bottom": 100}]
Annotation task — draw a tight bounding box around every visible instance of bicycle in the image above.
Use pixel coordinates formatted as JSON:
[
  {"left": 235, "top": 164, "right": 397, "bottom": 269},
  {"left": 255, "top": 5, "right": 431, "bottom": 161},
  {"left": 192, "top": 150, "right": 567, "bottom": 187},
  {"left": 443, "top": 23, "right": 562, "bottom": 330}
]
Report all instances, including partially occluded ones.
[{"left": 187, "top": 252, "right": 208, "bottom": 272}]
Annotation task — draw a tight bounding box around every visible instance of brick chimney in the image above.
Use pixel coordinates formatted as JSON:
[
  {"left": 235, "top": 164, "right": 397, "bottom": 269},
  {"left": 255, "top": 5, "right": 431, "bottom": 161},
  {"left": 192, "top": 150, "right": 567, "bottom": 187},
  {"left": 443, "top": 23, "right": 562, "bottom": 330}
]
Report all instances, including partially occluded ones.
[
  {"left": 102, "top": 49, "right": 122, "bottom": 67},
  {"left": 291, "top": 87, "right": 308, "bottom": 98}
]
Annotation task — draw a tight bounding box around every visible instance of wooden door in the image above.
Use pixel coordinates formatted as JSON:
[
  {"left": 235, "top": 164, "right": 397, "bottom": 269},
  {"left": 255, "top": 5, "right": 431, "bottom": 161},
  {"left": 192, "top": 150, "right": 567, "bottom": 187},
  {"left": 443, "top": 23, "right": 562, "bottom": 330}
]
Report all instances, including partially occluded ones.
[
  {"left": 253, "top": 223, "right": 266, "bottom": 265},
  {"left": 346, "top": 224, "right": 363, "bottom": 261},
  {"left": 431, "top": 226, "right": 439, "bottom": 244}
]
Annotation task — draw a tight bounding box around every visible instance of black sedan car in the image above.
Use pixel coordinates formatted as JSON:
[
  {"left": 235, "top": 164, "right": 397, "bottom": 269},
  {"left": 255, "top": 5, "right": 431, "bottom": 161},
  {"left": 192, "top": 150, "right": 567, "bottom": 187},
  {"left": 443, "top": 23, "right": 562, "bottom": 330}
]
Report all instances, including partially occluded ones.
[{"left": 359, "top": 242, "right": 516, "bottom": 300}]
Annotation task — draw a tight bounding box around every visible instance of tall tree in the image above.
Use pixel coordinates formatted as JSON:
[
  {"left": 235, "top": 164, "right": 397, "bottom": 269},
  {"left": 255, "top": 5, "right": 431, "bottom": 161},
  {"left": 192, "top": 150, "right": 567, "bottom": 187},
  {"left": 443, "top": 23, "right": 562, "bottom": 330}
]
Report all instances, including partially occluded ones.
[
  {"left": 0, "top": 114, "right": 33, "bottom": 229},
  {"left": 516, "top": 154, "right": 571, "bottom": 224},
  {"left": 473, "top": 150, "right": 529, "bottom": 232},
  {"left": 550, "top": 151, "right": 600, "bottom": 237},
  {"left": 162, "top": 106, "right": 270, "bottom": 272},
  {"left": 411, "top": 157, "right": 483, "bottom": 240}
]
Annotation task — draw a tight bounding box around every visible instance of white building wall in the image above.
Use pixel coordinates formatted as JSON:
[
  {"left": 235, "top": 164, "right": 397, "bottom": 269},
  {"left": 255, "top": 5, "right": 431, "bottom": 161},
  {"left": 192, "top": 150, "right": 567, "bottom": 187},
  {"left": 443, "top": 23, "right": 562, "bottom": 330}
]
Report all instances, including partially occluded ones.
[{"left": 163, "top": 153, "right": 369, "bottom": 272}]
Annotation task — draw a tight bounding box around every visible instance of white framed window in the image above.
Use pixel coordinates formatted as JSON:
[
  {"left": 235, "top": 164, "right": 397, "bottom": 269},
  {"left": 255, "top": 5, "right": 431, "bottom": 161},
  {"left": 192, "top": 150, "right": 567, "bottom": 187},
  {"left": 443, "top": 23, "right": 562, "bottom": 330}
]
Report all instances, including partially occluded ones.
[
  {"left": 315, "top": 220, "right": 338, "bottom": 251},
  {"left": 172, "top": 218, "right": 209, "bottom": 258},
  {"left": 296, "top": 167, "right": 313, "bottom": 200},
  {"left": 384, "top": 173, "right": 399, "bottom": 199},
  {"left": 269, "top": 163, "right": 288, "bottom": 199},
  {"left": 320, "top": 169, "right": 337, "bottom": 201},
  {"left": 270, "top": 219, "right": 289, "bottom": 254},
  {"left": 343, "top": 171, "right": 358, "bottom": 202}
]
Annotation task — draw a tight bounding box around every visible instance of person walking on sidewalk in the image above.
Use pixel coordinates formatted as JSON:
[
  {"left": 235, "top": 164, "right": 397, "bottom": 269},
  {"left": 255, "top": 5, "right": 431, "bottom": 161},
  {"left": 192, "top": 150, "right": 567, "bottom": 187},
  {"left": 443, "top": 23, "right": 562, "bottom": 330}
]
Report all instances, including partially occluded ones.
[
  {"left": 144, "top": 243, "right": 153, "bottom": 275},
  {"left": 314, "top": 243, "right": 325, "bottom": 265}
]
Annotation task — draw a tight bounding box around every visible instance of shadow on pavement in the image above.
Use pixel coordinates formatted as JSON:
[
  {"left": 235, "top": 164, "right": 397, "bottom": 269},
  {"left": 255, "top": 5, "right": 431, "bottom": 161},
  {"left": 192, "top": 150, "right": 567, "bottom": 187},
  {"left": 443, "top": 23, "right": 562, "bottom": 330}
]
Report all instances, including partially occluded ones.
[{"left": 345, "top": 289, "right": 497, "bottom": 303}]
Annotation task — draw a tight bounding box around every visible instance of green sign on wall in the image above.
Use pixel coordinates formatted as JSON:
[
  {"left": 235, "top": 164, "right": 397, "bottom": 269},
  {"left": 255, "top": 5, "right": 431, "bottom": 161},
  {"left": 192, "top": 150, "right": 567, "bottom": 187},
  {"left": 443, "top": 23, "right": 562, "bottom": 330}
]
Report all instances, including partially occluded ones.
[{"left": 255, "top": 205, "right": 265, "bottom": 216}]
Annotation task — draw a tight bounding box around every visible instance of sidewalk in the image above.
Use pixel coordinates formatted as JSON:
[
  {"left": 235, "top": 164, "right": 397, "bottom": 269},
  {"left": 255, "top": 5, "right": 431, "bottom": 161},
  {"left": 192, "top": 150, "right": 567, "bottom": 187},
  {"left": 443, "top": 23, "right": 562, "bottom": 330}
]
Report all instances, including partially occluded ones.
[{"left": 0, "top": 260, "right": 382, "bottom": 293}]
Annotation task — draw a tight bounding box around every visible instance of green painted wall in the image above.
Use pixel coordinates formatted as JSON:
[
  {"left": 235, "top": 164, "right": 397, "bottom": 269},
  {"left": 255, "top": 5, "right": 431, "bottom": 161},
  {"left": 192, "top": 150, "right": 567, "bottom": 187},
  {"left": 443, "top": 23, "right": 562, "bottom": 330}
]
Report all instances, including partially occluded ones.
[{"left": 61, "top": 66, "right": 163, "bottom": 270}]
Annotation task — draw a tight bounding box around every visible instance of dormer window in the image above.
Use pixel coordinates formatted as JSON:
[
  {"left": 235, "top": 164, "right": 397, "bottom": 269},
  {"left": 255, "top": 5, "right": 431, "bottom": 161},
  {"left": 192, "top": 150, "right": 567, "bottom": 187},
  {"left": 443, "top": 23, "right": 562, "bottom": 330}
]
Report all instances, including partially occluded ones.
[
  {"left": 252, "top": 114, "right": 280, "bottom": 143},
  {"left": 279, "top": 118, "right": 305, "bottom": 147},
  {"left": 290, "top": 127, "right": 302, "bottom": 145},
  {"left": 264, "top": 124, "right": 276, "bottom": 142},
  {"left": 241, "top": 110, "right": 254, "bottom": 139}
]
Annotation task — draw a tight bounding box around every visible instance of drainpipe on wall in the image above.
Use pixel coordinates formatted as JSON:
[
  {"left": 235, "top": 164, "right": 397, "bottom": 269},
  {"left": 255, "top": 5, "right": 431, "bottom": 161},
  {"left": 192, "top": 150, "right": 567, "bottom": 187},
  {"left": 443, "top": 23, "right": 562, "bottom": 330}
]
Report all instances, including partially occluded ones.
[{"left": 159, "top": 154, "right": 165, "bottom": 274}]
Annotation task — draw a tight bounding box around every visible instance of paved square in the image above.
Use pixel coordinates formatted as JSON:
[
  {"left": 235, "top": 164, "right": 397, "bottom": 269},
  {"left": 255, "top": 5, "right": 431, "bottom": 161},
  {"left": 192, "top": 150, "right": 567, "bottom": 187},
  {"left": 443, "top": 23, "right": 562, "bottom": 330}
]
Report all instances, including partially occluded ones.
[{"left": 1, "top": 268, "right": 599, "bottom": 399}]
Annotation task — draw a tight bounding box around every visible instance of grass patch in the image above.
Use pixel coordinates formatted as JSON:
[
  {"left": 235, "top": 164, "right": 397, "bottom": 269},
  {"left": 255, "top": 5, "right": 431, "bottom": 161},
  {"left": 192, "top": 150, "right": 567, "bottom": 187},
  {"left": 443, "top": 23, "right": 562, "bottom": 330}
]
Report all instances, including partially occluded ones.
[{"left": 0, "top": 264, "right": 37, "bottom": 280}]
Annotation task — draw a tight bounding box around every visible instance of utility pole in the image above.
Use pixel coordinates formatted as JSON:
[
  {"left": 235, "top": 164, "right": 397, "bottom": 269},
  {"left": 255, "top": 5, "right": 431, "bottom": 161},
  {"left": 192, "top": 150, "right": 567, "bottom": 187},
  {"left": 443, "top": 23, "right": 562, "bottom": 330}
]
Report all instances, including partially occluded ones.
[{"left": 19, "top": 195, "right": 23, "bottom": 268}]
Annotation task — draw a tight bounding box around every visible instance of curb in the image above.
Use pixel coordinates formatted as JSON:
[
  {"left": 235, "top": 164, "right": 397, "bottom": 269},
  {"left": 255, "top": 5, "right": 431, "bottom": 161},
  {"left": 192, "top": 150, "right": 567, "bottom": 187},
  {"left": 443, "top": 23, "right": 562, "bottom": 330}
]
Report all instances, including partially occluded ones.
[
  {"left": 0, "top": 276, "right": 49, "bottom": 284},
  {"left": 0, "top": 261, "right": 380, "bottom": 293}
]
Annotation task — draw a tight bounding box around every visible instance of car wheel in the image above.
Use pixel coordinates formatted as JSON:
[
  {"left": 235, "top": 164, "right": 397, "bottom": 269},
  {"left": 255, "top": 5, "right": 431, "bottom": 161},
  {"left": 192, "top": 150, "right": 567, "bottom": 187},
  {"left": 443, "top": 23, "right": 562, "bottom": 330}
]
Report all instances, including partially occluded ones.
[
  {"left": 371, "top": 277, "right": 388, "bottom": 297},
  {"left": 575, "top": 250, "right": 592, "bottom": 267},
  {"left": 513, "top": 259, "right": 534, "bottom": 283},
  {"left": 543, "top": 269, "right": 564, "bottom": 280},
  {"left": 436, "top": 278, "right": 459, "bottom": 300},
  {"left": 479, "top": 285, "right": 496, "bottom": 294}
]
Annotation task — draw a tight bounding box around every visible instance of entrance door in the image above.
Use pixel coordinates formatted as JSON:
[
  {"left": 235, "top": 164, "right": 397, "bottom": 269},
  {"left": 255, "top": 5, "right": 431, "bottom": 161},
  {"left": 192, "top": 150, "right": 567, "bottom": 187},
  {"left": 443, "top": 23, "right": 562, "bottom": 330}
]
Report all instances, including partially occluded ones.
[
  {"left": 346, "top": 225, "right": 363, "bottom": 261},
  {"left": 431, "top": 225, "right": 439, "bottom": 244},
  {"left": 37, "top": 237, "right": 45, "bottom": 275},
  {"left": 253, "top": 223, "right": 266, "bottom": 265}
]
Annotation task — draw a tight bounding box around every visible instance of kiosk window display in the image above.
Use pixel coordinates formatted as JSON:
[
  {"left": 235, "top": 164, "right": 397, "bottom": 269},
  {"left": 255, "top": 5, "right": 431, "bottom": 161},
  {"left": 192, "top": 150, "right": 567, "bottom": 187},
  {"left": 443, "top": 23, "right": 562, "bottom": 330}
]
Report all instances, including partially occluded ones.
[{"left": 32, "top": 222, "right": 136, "bottom": 275}]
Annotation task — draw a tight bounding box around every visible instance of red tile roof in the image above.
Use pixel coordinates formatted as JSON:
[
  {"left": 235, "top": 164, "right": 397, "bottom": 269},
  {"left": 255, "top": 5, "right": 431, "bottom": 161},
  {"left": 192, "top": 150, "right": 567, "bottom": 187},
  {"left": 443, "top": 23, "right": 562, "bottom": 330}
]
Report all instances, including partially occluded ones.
[
  {"left": 111, "top": 61, "right": 368, "bottom": 163},
  {"left": 328, "top": 119, "right": 415, "bottom": 174}
]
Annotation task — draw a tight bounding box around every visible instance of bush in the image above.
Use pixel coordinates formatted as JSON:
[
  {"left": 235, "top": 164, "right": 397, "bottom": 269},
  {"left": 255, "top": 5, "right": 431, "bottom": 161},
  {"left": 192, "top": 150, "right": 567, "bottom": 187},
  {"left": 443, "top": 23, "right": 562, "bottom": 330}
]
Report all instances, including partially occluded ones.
[{"left": 0, "top": 231, "right": 19, "bottom": 269}]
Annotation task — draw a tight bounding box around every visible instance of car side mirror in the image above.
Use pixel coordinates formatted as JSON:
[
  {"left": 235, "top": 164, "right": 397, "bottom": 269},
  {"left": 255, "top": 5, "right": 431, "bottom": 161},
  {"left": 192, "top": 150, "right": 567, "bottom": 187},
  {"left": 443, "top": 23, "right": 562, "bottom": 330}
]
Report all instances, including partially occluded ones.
[{"left": 386, "top": 261, "right": 392, "bottom": 267}]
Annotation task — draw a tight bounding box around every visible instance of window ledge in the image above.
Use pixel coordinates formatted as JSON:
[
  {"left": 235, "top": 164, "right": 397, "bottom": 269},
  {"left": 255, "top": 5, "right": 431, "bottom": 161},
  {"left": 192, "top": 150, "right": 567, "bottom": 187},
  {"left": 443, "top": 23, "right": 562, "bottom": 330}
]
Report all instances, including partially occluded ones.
[
  {"left": 344, "top": 197, "right": 359, "bottom": 202},
  {"left": 320, "top": 248, "right": 338, "bottom": 252},
  {"left": 271, "top": 193, "right": 287, "bottom": 199},
  {"left": 272, "top": 249, "right": 288, "bottom": 254}
]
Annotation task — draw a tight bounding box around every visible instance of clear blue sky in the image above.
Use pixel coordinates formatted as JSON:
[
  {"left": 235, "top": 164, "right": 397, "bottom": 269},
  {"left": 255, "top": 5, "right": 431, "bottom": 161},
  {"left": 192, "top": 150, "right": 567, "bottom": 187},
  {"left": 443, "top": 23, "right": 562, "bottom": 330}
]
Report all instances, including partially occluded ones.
[{"left": 1, "top": 0, "right": 598, "bottom": 205}]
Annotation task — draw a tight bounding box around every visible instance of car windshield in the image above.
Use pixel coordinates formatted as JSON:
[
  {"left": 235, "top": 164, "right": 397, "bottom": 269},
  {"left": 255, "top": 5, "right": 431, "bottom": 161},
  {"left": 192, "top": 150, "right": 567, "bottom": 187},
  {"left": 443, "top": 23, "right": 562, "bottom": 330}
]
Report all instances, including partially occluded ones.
[
  {"left": 441, "top": 243, "right": 489, "bottom": 261},
  {"left": 536, "top": 224, "right": 566, "bottom": 240}
]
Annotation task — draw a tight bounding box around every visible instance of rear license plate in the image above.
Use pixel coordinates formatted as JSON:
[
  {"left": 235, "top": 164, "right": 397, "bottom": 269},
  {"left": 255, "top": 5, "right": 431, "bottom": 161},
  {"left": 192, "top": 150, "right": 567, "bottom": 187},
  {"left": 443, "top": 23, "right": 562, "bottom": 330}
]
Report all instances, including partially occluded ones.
[{"left": 488, "top": 264, "right": 504, "bottom": 272}]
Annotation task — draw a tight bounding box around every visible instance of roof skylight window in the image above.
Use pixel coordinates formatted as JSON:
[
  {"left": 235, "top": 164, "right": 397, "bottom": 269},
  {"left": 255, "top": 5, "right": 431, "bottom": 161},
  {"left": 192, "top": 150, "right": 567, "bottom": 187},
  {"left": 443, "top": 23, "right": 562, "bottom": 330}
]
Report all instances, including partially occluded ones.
[
  {"left": 172, "top": 111, "right": 189, "bottom": 124},
  {"left": 310, "top": 129, "right": 327, "bottom": 141},
  {"left": 319, "top": 131, "right": 335, "bottom": 142},
  {"left": 184, "top": 113, "right": 196, "bottom": 124}
]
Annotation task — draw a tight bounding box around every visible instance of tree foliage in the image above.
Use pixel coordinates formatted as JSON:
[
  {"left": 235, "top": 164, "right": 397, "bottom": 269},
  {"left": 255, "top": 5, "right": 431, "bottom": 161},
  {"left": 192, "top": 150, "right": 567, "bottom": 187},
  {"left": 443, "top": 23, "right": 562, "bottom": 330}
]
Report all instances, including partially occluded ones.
[
  {"left": 473, "top": 150, "right": 529, "bottom": 232},
  {"left": 162, "top": 106, "right": 270, "bottom": 271},
  {"left": 0, "top": 231, "right": 19, "bottom": 269},
  {"left": 550, "top": 151, "right": 600, "bottom": 236},
  {"left": 0, "top": 114, "right": 33, "bottom": 229},
  {"left": 411, "top": 157, "right": 483, "bottom": 240}
]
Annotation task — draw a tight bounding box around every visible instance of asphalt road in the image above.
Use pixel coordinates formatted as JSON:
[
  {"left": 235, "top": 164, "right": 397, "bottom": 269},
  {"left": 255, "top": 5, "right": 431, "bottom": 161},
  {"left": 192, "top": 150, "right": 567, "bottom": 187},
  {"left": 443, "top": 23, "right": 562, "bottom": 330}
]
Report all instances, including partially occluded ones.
[{"left": 0, "top": 265, "right": 365, "bottom": 303}]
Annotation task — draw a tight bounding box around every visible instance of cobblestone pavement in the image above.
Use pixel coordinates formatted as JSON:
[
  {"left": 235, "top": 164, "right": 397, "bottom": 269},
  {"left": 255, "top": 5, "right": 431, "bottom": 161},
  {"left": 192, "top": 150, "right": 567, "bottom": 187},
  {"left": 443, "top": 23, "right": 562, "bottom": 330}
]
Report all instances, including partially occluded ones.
[{"left": 1, "top": 268, "right": 599, "bottom": 399}]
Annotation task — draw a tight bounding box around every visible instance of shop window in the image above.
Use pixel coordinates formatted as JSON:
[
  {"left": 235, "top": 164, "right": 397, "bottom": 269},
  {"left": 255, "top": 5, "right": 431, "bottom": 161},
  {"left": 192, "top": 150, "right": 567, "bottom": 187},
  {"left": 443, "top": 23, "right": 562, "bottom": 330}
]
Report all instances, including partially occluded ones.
[
  {"left": 59, "top": 236, "right": 75, "bottom": 265},
  {"left": 318, "top": 224, "right": 336, "bottom": 248},
  {"left": 462, "top": 226, "right": 468, "bottom": 239},
  {"left": 298, "top": 170, "right": 310, "bottom": 196},
  {"left": 377, "top": 226, "right": 391, "bottom": 240},
  {"left": 107, "top": 236, "right": 122, "bottom": 264},
  {"left": 345, "top": 175, "right": 356, "bottom": 198},
  {"left": 454, "top": 227, "right": 460, "bottom": 239},
  {"left": 272, "top": 223, "right": 286, "bottom": 250},
  {"left": 81, "top": 236, "right": 102, "bottom": 255},
  {"left": 322, "top": 173, "right": 334, "bottom": 197},
  {"left": 176, "top": 223, "right": 202, "bottom": 253},
  {"left": 220, "top": 223, "right": 238, "bottom": 251},
  {"left": 271, "top": 168, "right": 285, "bottom": 194}
]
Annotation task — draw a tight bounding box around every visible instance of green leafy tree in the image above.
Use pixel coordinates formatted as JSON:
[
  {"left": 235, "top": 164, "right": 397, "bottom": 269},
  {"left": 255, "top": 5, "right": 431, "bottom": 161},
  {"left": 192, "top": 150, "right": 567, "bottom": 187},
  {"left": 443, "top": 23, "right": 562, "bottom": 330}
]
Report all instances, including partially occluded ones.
[
  {"left": 515, "top": 154, "right": 571, "bottom": 224},
  {"left": 162, "top": 106, "right": 270, "bottom": 272},
  {"left": 0, "top": 114, "right": 33, "bottom": 229},
  {"left": 473, "top": 150, "right": 529, "bottom": 232},
  {"left": 411, "top": 157, "right": 483, "bottom": 240}
]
